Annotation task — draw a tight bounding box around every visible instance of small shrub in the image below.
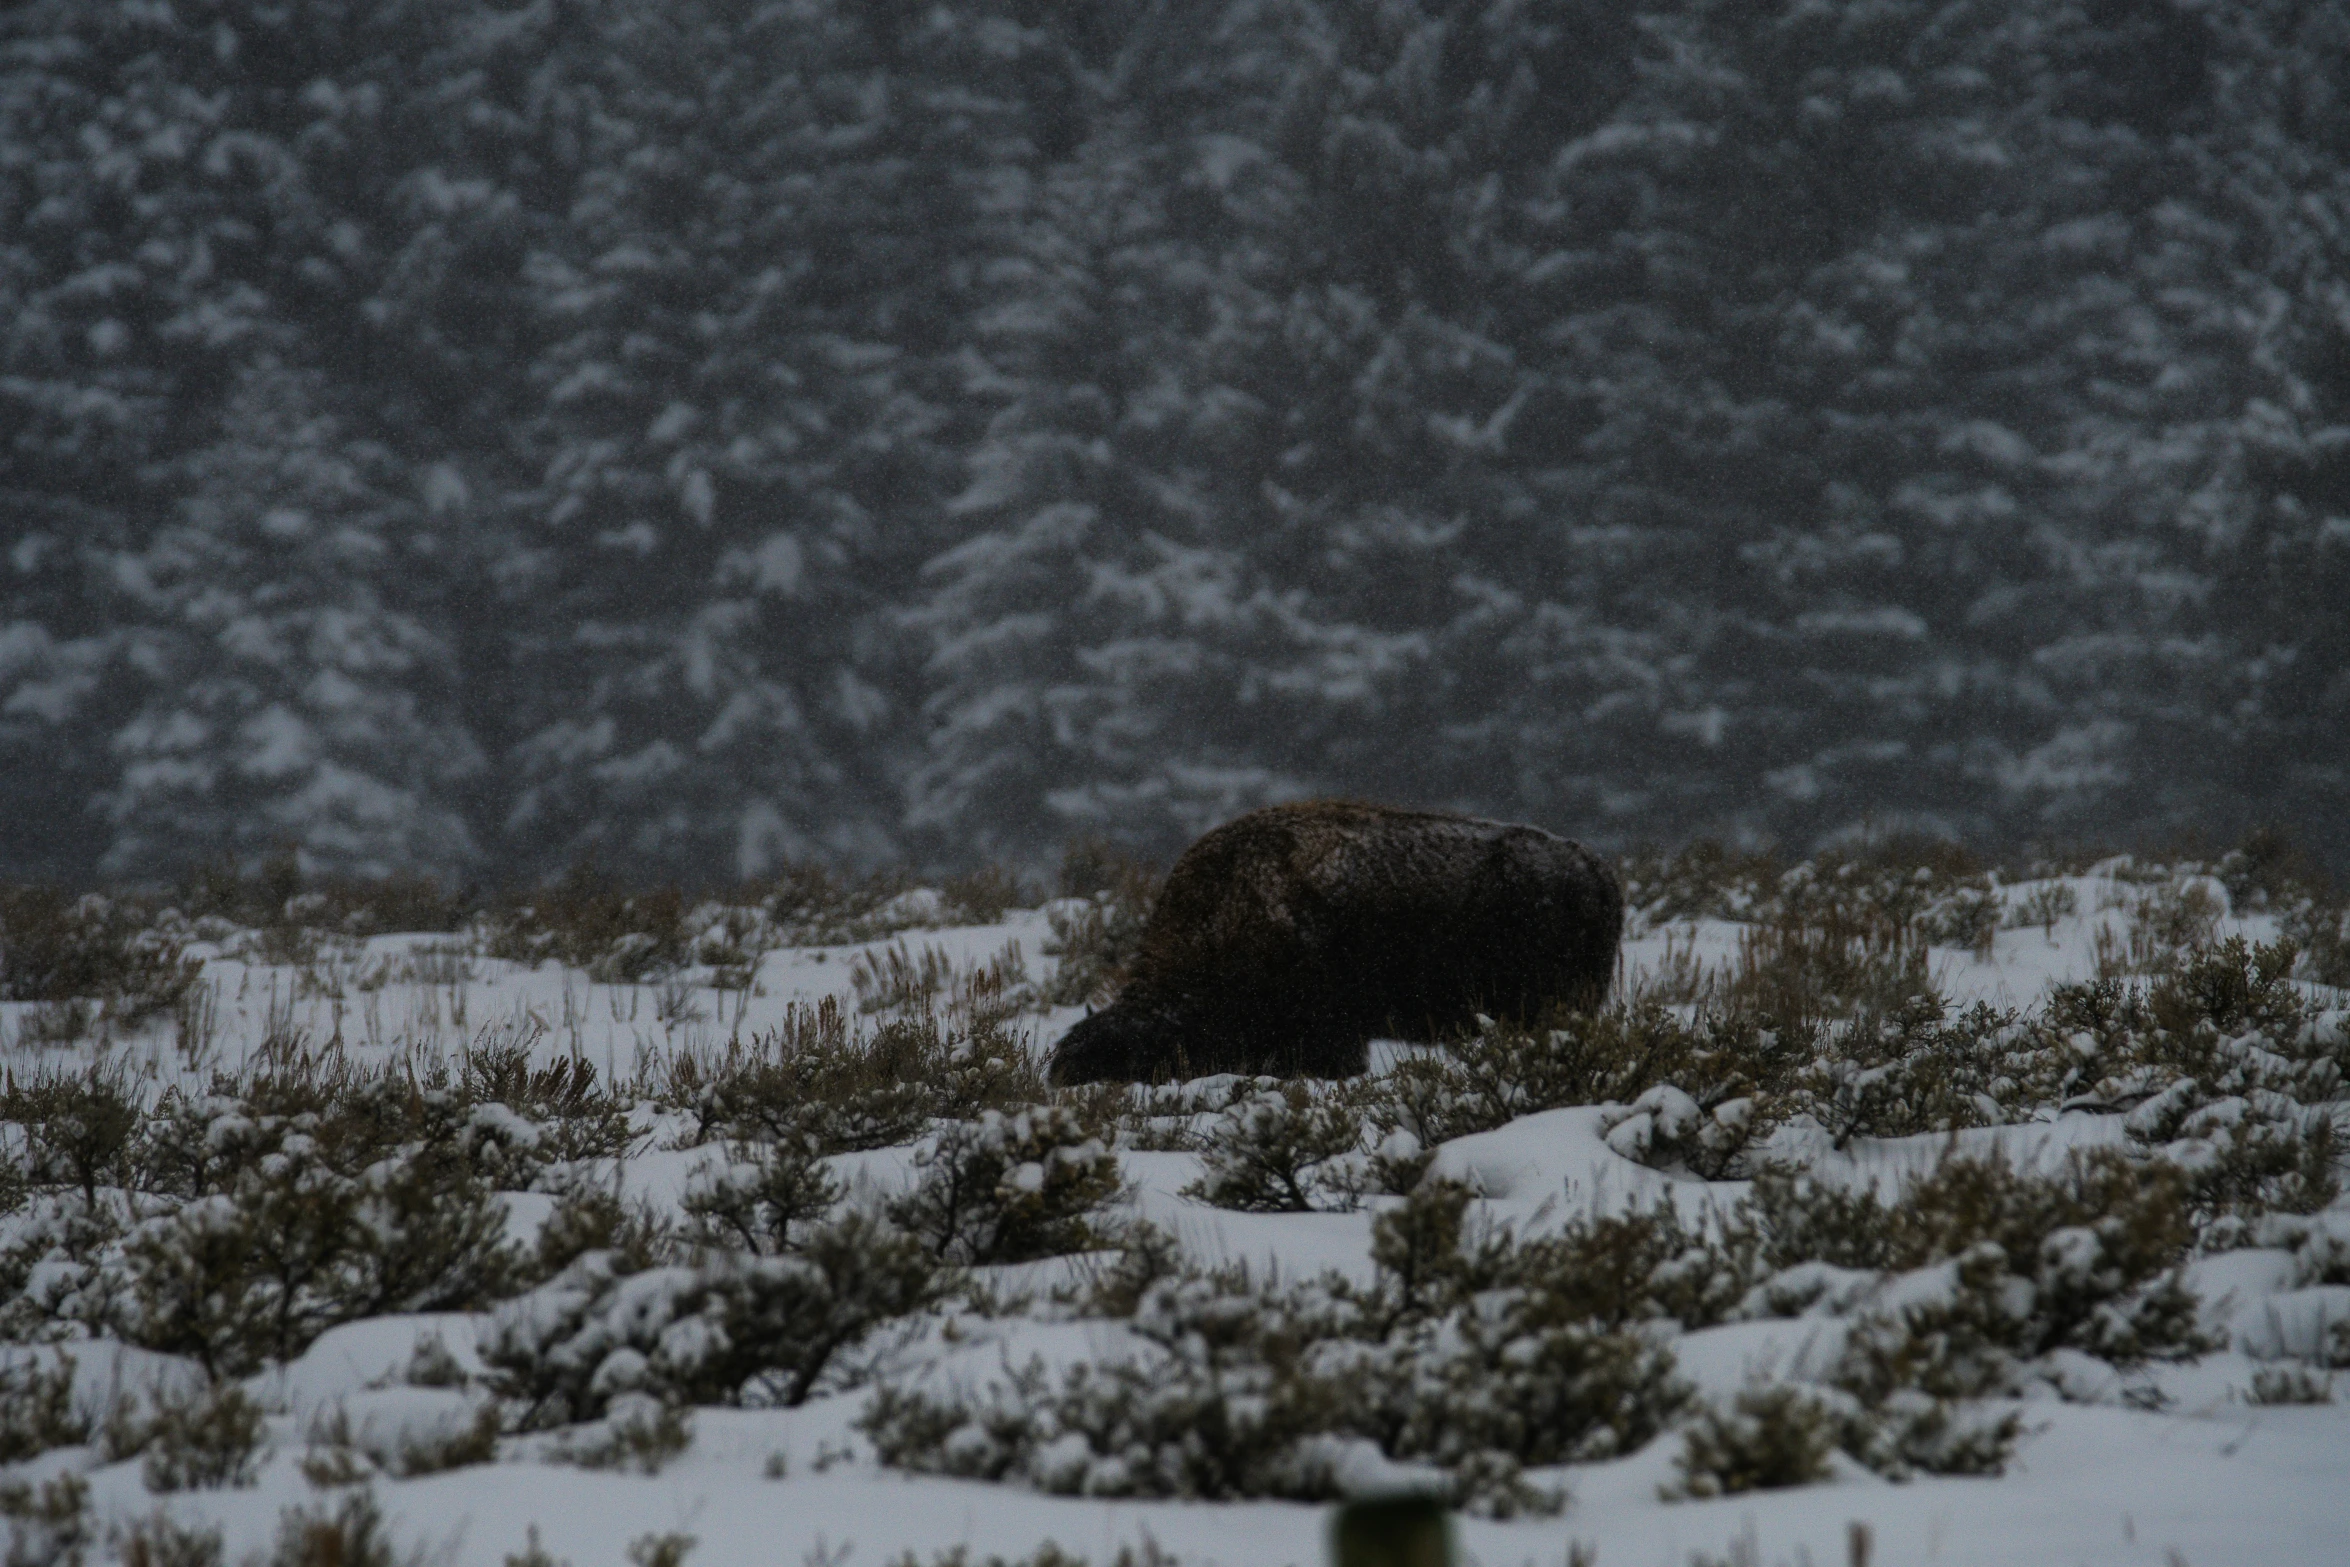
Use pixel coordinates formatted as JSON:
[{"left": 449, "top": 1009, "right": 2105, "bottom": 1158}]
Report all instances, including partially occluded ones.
[
  {"left": 457, "top": 1044, "right": 632, "bottom": 1163},
  {"left": 119, "top": 1093, "right": 525, "bottom": 1375},
  {"left": 339, "top": 1140, "right": 524, "bottom": 1320},
  {"left": 1770, "top": 995, "right": 2031, "bottom": 1148},
  {"left": 174, "top": 859, "right": 473, "bottom": 940},
  {"left": 2006, "top": 882, "right": 2080, "bottom": 933},
  {"left": 2282, "top": 898, "right": 2350, "bottom": 988},
  {"left": 2132, "top": 1091, "right": 2339, "bottom": 1230},
  {"left": 1182, "top": 1082, "right": 1369, "bottom": 1212},
  {"left": 138, "top": 1382, "right": 269, "bottom": 1491},
  {"left": 869, "top": 1272, "right": 1623, "bottom": 1514},
  {"left": 2116, "top": 879, "right": 2226, "bottom": 971},
  {"left": 530, "top": 1178, "right": 675, "bottom": 1281},
  {"left": 1341, "top": 1294, "right": 1685, "bottom": 1488},
  {"left": 0, "top": 1190, "right": 126, "bottom": 1340},
  {"left": 941, "top": 863, "right": 1028, "bottom": 924},
  {"left": 295, "top": 1406, "right": 374, "bottom": 1488},
  {"left": 851, "top": 942, "right": 958, "bottom": 1017},
  {"left": 887, "top": 1537, "right": 1178, "bottom": 1567},
  {"left": 265, "top": 1491, "right": 406, "bottom": 1567},
  {"left": 2003, "top": 939, "right": 2348, "bottom": 1228},
  {"left": 15, "top": 1000, "right": 93, "bottom": 1047},
  {"left": 862, "top": 1299, "right": 1361, "bottom": 1505},
  {"left": 2, "top": 1063, "right": 144, "bottom": 1204},
  {"left": 1666, "top": 1385, "right": 1841, "bottom": 1498},
  {"left": 0, "top": 1472, "right": 91, "bottom": 1567},
  {"left": 1525, "top": 1200, "right": 1756, "bottom": 1332},
  {"left": 0, "top": 1355, "right": 87, "bottom": 1462},
  {"left": 1358, "top": 1004, "right": 1719, "bottom": 1170},
  {"left": 1856, "top": 1392, "right": 2022, "bottom": 1479},
  {"left": 485, "top": 1207, "right": 946, "bottom": 1423},
  {"left": 120, "top": 1158, "right": 358, "bottom": 1378},
  {"left": 2245, "top": 1366, "right": 2333, "bottom": 1405},
  {"left": 868, "top": 1204, "right": 1689, "bottom": 1516},
  {"left": 1617, "top": 843, "right": 1781, "bottom": 927},
  {"left": 760, "top": 861, "right": 917, "bottom": 946},
  {"left": 560, "top": 1394, "right": 692, "bottom": 1474},
  {"left": 487, "top": 869, "right": 686, "bottom": 982},
  {"left": 1058, "top": 1220, "right": 1190, "bottom": 1319},
  {"left": 1748, "top": 1151, "right": 2208, "bottom": 1367},
  {"left": 1599, "top": 1085, "right": 1756, "bottom": 1181},
  {"left": 114, "top": 1512, "right": 225, "bottom": 1567},
  {"left": 503, "top": 1527, "right": 570, "bottom": 1567},
  {"left": 403, "top": 1335, "right": 469, "bottom": 1389},
  {"left": 676, "top": 999, "right": 1039, "bottom": 1153},
  {"left": 1714, "top": 901, "right": 1937, "bottom": 1033},
  {"left": 386, "top": 1400, "right": 500, "bottom": 1476},
  {"left": 1360, "top": 1179, "right": 1751, "bottom": 1334},
  {"left": 1830, "top": 1242, "right": 2026, "bottom": 1395},
  {"left": 1358, "top": 1178, "right": 1487, "bottom": 1321},
  {"left": 625, "top": 1533, "right": 696, "bottom": 1567},
  {"left": 0, "top": 887, "right": 198, "bottom": 1028},
  {"left": 682, "top": 1136, "right": 842, "bottom": 1256},
  {"left": 890, "top": 1107, "right": 1126, "bottom": 1266},
  {"left": 1741, "top": 1170, "right": 1898, "bottom": 1273},
  {"left": 2148, "top": 936, "right": 2312, "bottom": 1042},
  {"left": 2265, "top": 1211, "right": 2350, "bottom": 1287}
]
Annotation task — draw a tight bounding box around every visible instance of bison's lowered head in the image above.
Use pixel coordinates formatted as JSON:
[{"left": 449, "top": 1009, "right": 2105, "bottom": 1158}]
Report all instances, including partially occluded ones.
[
  {"left": 1047, "top": 992, "right": 1196, "bottom": 1085},
  {"left": 1049, "top": 982, "right": 1352, "bottom": 1084}
]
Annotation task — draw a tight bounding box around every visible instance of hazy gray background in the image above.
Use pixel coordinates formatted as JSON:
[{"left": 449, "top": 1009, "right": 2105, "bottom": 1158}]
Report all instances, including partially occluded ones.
[{"left": 3, "top": 0, "right": 2345, "bottom": 885}]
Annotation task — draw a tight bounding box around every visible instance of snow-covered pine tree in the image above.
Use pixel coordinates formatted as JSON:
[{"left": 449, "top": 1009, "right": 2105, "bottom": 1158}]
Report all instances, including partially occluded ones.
[
  {"left": 2186, "top": 0, "right": 2350, "bottom": 867},
  {"left": 1482, "top": 0, "right": 2262, "bottom": 852},
  {"left": 493, "top": 0, "right": 1042, "bottom": 880},
  {"left": 103, "top": 361, "right": 484, "bottom": 879},
  {"left": 0, "top": 0, "right": 531, "bottom": 882},
  {"left": 911, "top": 0, "right": 1670, "bottom": 859},
  {"left": 906, "top": 99, "right": 1302, "bottom": 864}
]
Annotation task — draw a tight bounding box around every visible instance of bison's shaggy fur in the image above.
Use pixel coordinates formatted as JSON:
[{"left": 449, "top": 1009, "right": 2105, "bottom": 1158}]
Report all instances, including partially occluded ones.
[{"left": 1047, "top": 800, "right": 1623, "bottom": 1084}]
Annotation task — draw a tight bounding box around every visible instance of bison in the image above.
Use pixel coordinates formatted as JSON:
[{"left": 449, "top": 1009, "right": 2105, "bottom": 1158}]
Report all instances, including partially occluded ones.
[{"left": 1046, "top": 800, "right": 1623, "bottom": 1084}]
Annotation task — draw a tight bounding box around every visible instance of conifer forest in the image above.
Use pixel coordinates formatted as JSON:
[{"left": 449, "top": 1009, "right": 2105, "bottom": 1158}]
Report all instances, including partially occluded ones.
[{"left": 5, "top": 0, "right": 2348, "bottom": 888}]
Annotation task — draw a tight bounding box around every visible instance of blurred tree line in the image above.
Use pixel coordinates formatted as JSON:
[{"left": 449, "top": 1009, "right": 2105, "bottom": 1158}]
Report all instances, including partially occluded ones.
[{"left": 3, "top": 0, "right": 2345, "bottom": 885}]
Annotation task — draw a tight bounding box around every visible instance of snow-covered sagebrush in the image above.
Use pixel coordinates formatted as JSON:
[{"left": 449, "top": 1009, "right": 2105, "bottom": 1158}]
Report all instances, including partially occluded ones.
[{"left": 1, "top": 846, "right": 2347, "bottom": 1564}]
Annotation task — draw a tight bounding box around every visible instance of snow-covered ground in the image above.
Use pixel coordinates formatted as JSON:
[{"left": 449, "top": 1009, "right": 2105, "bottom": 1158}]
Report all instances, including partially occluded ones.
[{"left": 4, "top": 866, "right": 2347, "bottom": 1567}]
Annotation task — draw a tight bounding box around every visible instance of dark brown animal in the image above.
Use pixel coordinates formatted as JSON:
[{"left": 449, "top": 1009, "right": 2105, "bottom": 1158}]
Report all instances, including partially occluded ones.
[{"left": 1047, "top": 800, "right": 1623, "bottom": 1083}]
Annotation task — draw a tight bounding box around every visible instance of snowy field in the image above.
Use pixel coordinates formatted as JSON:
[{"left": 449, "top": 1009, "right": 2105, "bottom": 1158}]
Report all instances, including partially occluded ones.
[{"left": 4, "top": 859, "right": 2348, "bottom": 1567}]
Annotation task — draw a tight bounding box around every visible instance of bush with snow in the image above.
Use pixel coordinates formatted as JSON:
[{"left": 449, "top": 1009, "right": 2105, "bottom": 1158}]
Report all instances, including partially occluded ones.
[
  {"left": 130, "top": 1382, "right": 269, "bottom": 1492},
  {"left": 678, "top": 998, "right": 1040, "bottom": 1153},
  {"left": 1, "top": 1065, "right": 144, "bottom": 1204},
  {"left": 0, "top": 887, "right": 200, "bottom": 1031},
  {"left": 0, "top": 838, "right": 2343, "bottom": 1558},
  {"left": 1598, "top": 1085, "right": 1756, "bottom": 1180},
  {"left": 864, "top": 1180, "right": 1692, "bottom": 1516},
  {"left": 681, "top": 1135, "right": 842, "bottom": 1257},
  {"left": 1181, "top": 1081, "right": 1371, "bottom": 1212},
  {"left": 1666, "top": 1385, "right": 1842, "bottom": 1499},
  {"left": 0, "top": 1354, "right": 86, "bottom": 1463},
  {"left": 1739, "top": 1150, "right": 2209, "bottom": 1369},
  {"left": 118, "top": 1114, "right": 519, "bottom": 1377},
  {"left": 0, "top": 1472, "right": 91, "bottom": 1567},
  {"left": 111, "top": 1509, "right": 225, "bottom": 1567},
  {"left": 889, "top": 1106, "right": 1126, "bottom": 1266},
  {"left": 260, "top": 1489, "right": 407, "bottom": 1567},
  {"left": 484, "top": 1205, "right": 946, "bottom": 1425}
]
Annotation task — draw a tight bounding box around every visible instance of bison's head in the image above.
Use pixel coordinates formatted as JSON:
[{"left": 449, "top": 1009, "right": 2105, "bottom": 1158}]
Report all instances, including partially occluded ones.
[{"left": 1046, "top": 993, "right": 1198, "bottom": 1085}]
